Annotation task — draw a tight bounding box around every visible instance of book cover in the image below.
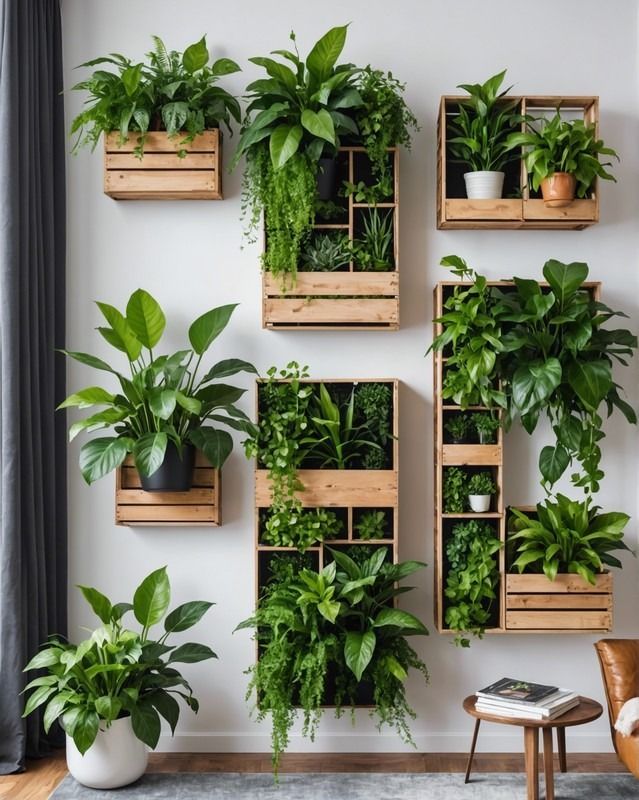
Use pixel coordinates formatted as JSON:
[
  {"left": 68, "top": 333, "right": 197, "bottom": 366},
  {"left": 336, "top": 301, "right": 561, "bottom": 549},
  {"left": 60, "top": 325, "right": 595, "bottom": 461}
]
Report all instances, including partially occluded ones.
[
  {"left": 477, "top": 677, "right": 558, "bottom": 704},
  {"left": 475, "top": 688, "right": 577, "bottom": 710},
  {"left": 475, "top": 697, "right": 579, "bottom": 720}
]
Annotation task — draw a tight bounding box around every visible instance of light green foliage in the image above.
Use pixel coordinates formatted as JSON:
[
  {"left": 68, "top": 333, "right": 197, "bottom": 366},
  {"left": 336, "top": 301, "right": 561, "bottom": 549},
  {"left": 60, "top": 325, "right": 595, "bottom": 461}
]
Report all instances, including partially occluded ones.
[
  {"left": 22, "top": 568, "right": 215, "bottom": 754},
  {"left": 509, "top": 494, "right": 631, "bottom": 584},
  {"left": 59, "top": 290, "right": 257, "bottom": 483},
  {"left": 447, "top": 69, "right": 521, "bottom": 172},
  {"left": 443, "top": 467, "right": 466, "bottom": 513},
  {"left": 70, "top": 36, "right": 241, "bottom": 156},
  {"left": 471, "top": 412, "right": 500, "bottom": 443},
  {"left": 506, "top": 111, "right": 619, "bottom": 197},
  {"left": 355, "top": 510, "right": 388, "bottom": 540},
  {"left": 301, "top": 233, "right": 351, "bottom": 272},
  {"left": 262, "top": 506, "right": 343, "bottom": 551},
  {"left": 467, "top": 472, "right": 496, "bottom": 496},
  {"left": 352, "top": 209, "right": 394, "bottom": 272}
]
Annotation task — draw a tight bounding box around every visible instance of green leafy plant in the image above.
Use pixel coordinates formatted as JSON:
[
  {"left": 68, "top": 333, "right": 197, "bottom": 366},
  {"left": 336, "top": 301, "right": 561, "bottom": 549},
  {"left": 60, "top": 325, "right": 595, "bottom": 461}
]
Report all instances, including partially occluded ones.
[
  {"left": 447, "top": 69, "right": 521, "bottom": 172},
  {"left": 444, "top": 521, "right": 502, "bottom": 647},
  {"left": 443, "top": 467, "right": 466, "bottom": 513},
  {"left": 352, "top": 209, "right": 394, "bottom": 271},
  {"left": 315, "top": 198, "right": 347, "bottom": 221},
  {"left": 301, "top": 233, "right": 351, "bottom": 272},
  {"left": 471, "top": 413, "right": 500, "bottom": 444},
  {"left": 354, "top": 382, "right": 394, "bottom": 468},
  {"left": 355, "top": 510, "right": 388, "bottom": 540},
  {"left": 508, "top": 495, "right": 631, "bottom": 584},
  {"left": 262, "top": 506, "right": 343, "bottom": 551},
  {"left": 70, "top": 36, "right": 241, "bottom": 157},
  {"left": 59, "top": 289, "right": 257, "bottom": 484},
  {"left": 22, "top": 567, "right": 215, "bottom": 754},
  {"left": 506, "top": 111, "right": 619, "bottom": 197},
  {"left": 444, "top": 414, "right": 472, "bottom": 443},
  {"left": 236, "top": 548, "right": 428, "bottom": 773},
  {"left": 343, "top": 178, "right": 393, "bottom": 205},
  {"left": 467, "top": 472, "right": 496, "bottom": 496}
]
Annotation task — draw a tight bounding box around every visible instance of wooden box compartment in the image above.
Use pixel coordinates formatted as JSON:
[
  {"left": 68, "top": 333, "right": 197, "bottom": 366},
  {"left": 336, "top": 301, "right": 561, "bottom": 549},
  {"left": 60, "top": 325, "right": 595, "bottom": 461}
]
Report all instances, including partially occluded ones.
[
  {"left": 506, "top": 573, "right": 613, "bottom": 632},
  {"left": 437, "top": 96, "right": 599, "bottom": 230},
  {"left": 116, "top": 450, "right": 220, "bottom": 526},
  {"left": 262, "top": 148, "right": 399, "bottom": 330},
  {"left": 104, "top": 130, "right": 222, "bottom": 200}
]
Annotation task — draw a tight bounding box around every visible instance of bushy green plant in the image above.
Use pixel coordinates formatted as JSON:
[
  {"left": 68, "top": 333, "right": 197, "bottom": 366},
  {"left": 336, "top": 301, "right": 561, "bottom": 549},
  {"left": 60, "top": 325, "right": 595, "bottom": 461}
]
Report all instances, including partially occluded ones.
[
  {"left": 59, "top": 289, "right": 256, "bottom": 484},
  {"left": 506, "top": 111, "right": 619, "bottom": 197},
  {"left": 236, "top": 548, "right": 428, "bottom": 773},
  {"left": 262, "top": 506, "right": 343, "bottom": 551},
  {"left": 467, "top": 472, "right": 496, "bottom": 496},
  {"left": 354, "top": 382, "right": 394, "bottom": 468},
  {"left": 444, "top": 521, "right": 502, "bottom": 647},
  {"left": 444, "top": 414, "right": 472, "bottom": 443},
  {"left": 301, "top": 233, "right": 351, "bottom": 272},
  {"left": 22, "top": 567, "right": 215, "bottom": 754},
  {"left": 508, "top": 494, "right": 631, "bottom": 584},
  {"left": 447, "top": 69, "right": 521, "bottom": 172},
  {"left": 352, "top": 209, "right": 394, "bottom": 271},
  {"left": 443, "top": 467, "right": 466, "bottom": 513},
  {"left": 70, "top": 36, "right": 241, "bottom": 157},
  {"left": 355, "top": 510, "right": 388, "bottom": 540},
  {"left": 471, "top": 413, "right": 500, "bottom": 443}
]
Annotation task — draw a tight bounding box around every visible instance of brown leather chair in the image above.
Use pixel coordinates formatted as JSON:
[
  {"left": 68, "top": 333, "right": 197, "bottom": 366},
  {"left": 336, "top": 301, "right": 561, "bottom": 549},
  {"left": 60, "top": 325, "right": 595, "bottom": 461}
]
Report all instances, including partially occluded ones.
[{"left": 595, "top": 639, "right": 639, "bottom": 777}]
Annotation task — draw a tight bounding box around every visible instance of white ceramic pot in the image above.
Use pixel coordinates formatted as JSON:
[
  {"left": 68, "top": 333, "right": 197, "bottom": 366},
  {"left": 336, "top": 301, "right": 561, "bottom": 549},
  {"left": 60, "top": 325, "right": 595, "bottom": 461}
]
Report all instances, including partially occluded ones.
[
  {"left": 468, "top": 494, "right": 491, "bottom": 513},
  {"left": 463, "top": 171, "right": 504, "bottom": 199},
  {"left": 66, "top": 716, "right": 148, "bottom": 789}
]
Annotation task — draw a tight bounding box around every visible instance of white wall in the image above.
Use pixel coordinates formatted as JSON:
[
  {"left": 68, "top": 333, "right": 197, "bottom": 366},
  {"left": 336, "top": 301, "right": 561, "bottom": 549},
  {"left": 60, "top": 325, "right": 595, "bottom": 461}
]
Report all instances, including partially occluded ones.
[{"left": 61, "top": 0, "right": 639, "bottom": 753}]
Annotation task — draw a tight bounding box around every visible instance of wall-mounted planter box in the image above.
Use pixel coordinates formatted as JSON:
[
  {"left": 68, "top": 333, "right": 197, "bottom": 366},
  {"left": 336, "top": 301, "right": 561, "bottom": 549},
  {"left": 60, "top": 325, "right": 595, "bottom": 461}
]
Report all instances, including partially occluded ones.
[
  {"left": 104, "top": 130, "right": 222, "bottom": 200},
  {"left": 262, "top": 148, "right": 399, "bottom": 330},
  {"left": 437, "top": 96, "right": 599, "bottom": 230},
  {"left": 505, "top": 573, "right": 612, "bottom": 632},
  {"left": 115, "top": 451, "right": 220, "bottom": 526}
]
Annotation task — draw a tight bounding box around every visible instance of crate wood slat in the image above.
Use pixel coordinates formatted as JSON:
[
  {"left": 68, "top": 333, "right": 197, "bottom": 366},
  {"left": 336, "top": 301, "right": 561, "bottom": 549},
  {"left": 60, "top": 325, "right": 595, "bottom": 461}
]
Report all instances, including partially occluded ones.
[
  {"left": 442, "top": 444, "right": 502, "bottom": 466},
  {"left": 506, "top": 611, "right": 612, "bottom": 631},
  {"left": 262, "top": 148, "right": 399, "bottom": 330},
  {"left": 104, "top": 130, "right": 222, "bottom": 200},
  {"left": 506, "top": 573, "right": 612, "bottom": 594},
  {"left": 115, "top": 453, "right": 221, "bottom": 527},
  {"left": 437, "top": 95, "right": 600, "bottom": 229},
  {"left": 507, "top": 594, "right": 612, "bottom": 610}
]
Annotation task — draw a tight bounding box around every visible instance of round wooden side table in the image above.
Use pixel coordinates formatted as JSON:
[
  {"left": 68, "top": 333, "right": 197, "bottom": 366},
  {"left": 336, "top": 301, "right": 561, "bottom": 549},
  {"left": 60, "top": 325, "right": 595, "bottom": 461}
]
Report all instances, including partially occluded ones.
[{"left": 463, "top": 694, "right": 603, "bottom": 800}]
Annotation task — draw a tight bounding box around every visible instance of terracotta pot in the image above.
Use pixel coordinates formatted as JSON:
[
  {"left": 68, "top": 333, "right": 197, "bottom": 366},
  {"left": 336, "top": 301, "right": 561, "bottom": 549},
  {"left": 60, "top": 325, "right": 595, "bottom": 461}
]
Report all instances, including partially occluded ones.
[{"left": 540, "top": 172, "right": 576, "bottom": 208}]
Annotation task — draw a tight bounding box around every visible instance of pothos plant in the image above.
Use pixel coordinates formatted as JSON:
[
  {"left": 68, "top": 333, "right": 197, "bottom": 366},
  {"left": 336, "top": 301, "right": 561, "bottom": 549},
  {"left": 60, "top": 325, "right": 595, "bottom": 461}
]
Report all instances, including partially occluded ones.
[
  {"left": 429, "top": 255, "right": 637, "bottom": 494},
  {"left": 235, "top": 548, "right": 429, "bottom": 773},
  {"left": 60, "top": 289, "right": 257, "bottom": 484}
]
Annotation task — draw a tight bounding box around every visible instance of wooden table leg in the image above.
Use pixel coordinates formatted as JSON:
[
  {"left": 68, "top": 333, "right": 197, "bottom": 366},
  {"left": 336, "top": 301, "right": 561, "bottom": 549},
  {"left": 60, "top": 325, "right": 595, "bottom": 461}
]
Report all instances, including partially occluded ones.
[
  {"left": 523, "top": 726, "right": 540, "bottom": 800},
  {"left": 542, "top": 728, "right": 555, "bottom": 800},
  {"left": 464, "top": 718, "right": 481, "bottom": 783},
  {"left": 556, "top": 727, "right": 567, "bottom": 772}
]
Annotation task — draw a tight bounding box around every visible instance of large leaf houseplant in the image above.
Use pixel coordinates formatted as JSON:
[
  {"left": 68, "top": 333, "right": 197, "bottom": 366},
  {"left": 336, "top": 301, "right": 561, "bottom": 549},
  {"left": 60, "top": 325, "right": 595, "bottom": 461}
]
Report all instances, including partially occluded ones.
[
  {"left": 60, "top": 289, "right": 256, "bottom": 489},
  {"left": 22, "top": 567, "right": 216, "bottom": 789}
]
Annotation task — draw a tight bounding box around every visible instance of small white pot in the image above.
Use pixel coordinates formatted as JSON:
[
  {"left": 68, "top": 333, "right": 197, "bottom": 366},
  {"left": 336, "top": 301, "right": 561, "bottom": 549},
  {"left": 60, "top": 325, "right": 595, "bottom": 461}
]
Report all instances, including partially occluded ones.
[
  {"left": 464, "top": 171, "right": 505, "bottom": 199},
  {"left": 468, "top": 494, "right": 491, "bottom": 513},
  {"left": 66, "top": 716, "right": 148, "bottom": 789}
]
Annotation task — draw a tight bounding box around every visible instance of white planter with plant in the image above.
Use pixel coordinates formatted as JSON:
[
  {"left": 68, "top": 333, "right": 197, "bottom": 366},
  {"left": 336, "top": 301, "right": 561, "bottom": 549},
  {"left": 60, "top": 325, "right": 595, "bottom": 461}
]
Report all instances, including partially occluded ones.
[
  {"left": 467, "top": 472, "right": 496, "bottom": 513},
  {"left": 22, "top": 568, "right": 216, "bottom": 789}
]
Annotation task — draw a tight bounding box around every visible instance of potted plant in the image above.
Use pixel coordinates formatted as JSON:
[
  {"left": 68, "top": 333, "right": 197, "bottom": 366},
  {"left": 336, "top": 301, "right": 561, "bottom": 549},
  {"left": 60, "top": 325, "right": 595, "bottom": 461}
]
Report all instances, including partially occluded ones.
[
  {"left": 444, "top": 414, "right": 472, "bottom": 444},
  {"left": 471, "top": 412, "right": 500, "bottom": 444},
  {"left": 354, "top": 509, "right": 388, "bottom": 540},
  {"left": 467, "top": 471, "right": 496, "bottom": 513},
  {"left": 447, "top": 69, "right": 521, "bottom": 199},
  {"left": 60, "top": 289, "right": 257, "bottom": 490},
  {"left": 301, "top": 233, "right": 351, "bottom": 272},
  {"left": 22, "top": 567, "right": 215, "bottom": 789},
  {"left": 235, "top": 548, "right": 429, "bottom": 773},
  {"left": 506, "top": 110, "right": 619, "bottom": 207},
  {"left": 352, "top": 209, "right": 394, "bottom": 272}
]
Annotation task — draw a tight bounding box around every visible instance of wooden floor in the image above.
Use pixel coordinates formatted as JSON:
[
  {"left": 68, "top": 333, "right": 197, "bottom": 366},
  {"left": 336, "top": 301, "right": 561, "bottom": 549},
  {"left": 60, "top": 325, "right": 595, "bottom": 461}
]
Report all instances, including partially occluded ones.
[{"left": 1, "top": 751, "right": 626, "bottom": 800}]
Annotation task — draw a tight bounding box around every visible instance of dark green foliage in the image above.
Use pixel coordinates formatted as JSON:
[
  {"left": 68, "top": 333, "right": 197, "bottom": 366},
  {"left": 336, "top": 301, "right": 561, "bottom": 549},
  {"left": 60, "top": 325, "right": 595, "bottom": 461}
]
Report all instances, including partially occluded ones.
[
  {"left": 467, "top": 472, "right": 496, "bottom": 496},
  {"left": 301, "top": 233, "right": 351, "bottom": 272},
  {"left": 445, "top": 414, "right": 472, "bottom": 442},
  {"left": 354, "top": 381, "right": 393, "bottom": 458},
  {"left": 70, "top": 35, "right": 241, "bottom": 156},
  {"left": 443, "top": 467, "right": 466, "bottom": 513},
  {"left": 352, "top": 209, "right": 394, "bottom": 272},
  {"left": 355, "top": 510, "right": 388, "bottom": 540},
  {"left": 471, "top": 412, "right": 500, "bottom": 443}
]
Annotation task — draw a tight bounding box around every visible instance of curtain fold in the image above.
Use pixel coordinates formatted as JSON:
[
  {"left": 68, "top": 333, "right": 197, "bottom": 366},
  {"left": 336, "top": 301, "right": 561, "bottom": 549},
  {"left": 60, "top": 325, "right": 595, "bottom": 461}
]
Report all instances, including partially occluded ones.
[{"left": 0, "top": 0, "right": 67, "bottom": 773}]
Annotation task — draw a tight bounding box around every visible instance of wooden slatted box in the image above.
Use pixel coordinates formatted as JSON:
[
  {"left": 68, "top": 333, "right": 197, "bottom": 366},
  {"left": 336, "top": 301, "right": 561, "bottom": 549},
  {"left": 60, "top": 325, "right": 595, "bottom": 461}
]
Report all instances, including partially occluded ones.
[
  {"left": 116, "top": 450, "right": 220, "bottom": 526},
  {"left": 104, "top": 130, "right": 222, "bottom": 200}
]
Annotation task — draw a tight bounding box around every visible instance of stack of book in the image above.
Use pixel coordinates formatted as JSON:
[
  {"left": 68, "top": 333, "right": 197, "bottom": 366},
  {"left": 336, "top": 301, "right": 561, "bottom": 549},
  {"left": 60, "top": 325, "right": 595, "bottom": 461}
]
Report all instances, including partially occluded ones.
[{"left": 475, "top": 677, "right": 580, "bottom": 720}]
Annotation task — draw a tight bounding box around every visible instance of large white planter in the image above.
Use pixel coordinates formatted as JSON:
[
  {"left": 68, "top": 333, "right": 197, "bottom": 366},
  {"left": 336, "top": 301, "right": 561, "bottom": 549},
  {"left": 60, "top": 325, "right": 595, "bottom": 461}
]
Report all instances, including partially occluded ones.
[
  {"left": 66, "top": 716, "right": 148, "bottom": 789},
  {"left": 464, "top": 171, "right": 504, "bottom": 199},
  {"left": 468, "top": 494, "right": 491, "bottom": 513}
]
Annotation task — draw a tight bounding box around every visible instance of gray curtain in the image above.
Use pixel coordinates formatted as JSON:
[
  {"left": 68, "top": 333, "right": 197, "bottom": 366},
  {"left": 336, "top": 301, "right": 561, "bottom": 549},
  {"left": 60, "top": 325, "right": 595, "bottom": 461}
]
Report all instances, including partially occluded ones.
[{"left": 0, "top": 0, "right": 67, "bottom": 774}]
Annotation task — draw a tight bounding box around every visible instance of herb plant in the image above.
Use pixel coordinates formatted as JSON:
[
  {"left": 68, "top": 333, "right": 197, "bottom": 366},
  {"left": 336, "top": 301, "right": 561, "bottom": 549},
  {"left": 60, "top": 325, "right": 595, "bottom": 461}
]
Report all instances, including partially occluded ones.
[
  {"left": 59, "top": 289, "right": 257, "bottom": 484},
  {"left": 355, "top": 510, "right": 388, "bottom": 540},
  {"left": 508, "top": 495, "right": 631, "bottom": 584},
  {"left": 471, "top": 413, "right": 500, "bottom": 444},
  {"left": 354, "top": 381, "right": 393, "bottom": 468},
  {"left": 443, "top": 467, "right": 466, "bottom": 513},
  {"left": 23, "top": 567, "right": 215, "bottom": 754},
  {"left": 71, "top": 36, "right": 241, "bottom": 157},
  {"left": 467, "top": 472, "right": 496, "bottom": 496},
  {"left": 444, "top": 414, "right": 472, "bottom": 443},
  {"left": 352, "top": 209, "right": 394, "bottom": 271},
  {"left": 262, "top": 507, "right": 343, "bottom": 551},
  {"left": 301, "top": 233, "right": 351, "bottom": 272}
]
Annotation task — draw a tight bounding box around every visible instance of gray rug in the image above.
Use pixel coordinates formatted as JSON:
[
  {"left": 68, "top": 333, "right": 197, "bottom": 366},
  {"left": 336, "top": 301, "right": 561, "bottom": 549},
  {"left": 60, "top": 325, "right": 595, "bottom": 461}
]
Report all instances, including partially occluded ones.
[{"left": 49, "top": 772, "right": 639, "bottom": 799}]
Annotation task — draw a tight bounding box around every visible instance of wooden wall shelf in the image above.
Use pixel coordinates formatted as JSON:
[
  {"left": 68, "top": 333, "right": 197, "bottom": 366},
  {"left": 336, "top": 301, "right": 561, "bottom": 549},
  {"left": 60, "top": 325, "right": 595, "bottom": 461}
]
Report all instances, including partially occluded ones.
[
  {"left": 437, "top": 96, "right": 599, "bottom": 230},
  {"left": 262, "top": 148, "right": 400, "bottom": 330},
  {"left": 104, "top": 130, "right": 222, "bottom": 200},
  {"left": 115, "top": 451, "right": 221, "bottom": 527}
]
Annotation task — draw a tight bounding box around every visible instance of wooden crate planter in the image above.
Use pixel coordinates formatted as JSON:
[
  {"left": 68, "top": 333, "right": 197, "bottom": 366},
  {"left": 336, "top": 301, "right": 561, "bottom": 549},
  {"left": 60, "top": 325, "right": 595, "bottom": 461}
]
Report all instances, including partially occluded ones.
[
  {"left": 506, "top": 573, "right": 613, "bottom": 632},
  {"left": 262, "top": 148, "right": 399, "bottom": 330},
  {"left": 104, "top": 130, "right": 222, "bottom": 200},
  {"left": 116, "top": 451, "right": 220, "bottom": 526},
  {"left": 437, "top": 96, "right": 599, "bottom": 230}
]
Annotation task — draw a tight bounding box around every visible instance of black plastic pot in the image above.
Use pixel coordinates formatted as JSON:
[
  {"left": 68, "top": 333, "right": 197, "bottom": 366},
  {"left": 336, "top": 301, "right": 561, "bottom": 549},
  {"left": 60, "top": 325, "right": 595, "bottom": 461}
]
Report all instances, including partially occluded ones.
[
  {"left": 317, "top": 157, "right": 337, "bottom": 200},
  {"left": 139, "top": 443, "right": 195, "bottom": 492}
]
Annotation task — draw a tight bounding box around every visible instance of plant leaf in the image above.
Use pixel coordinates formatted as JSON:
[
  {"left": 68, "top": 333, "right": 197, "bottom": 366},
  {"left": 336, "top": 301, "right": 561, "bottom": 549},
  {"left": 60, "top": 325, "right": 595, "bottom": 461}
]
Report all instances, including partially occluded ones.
[
  {"left": 344, "top": 630, "right": 376, "bottom": 682},
  {"left": 133, "top": 566, "right": 170, "bottom": 628},
  {"left": 164, "top": 601, "right": 214, "bottom": 634},
  {"left": 79, "top": 437, "right": 130, "bottom": 484},
  {"left": 269, "top": 123, "right": 303, "bottom": 169},
  {"left": 188, "top": 427, "right": 233, "bottom": 469},
  {"left": 306, "top": 25, "right": 348, "bottom": 83},
  {"left": 200, "top": 359, "right": 258, "bottom": 383},
  {"left": 168, "top": 643, "right": 217, "bottom": 663},
  {"left": 133, "top": 432, "right": 168, "bottom": 478},
  {"left": 77, "top": 585, "right": 112, "bottom": 624},
  {"left": 182, "top": 36, "right": 208, "bottom": 73},
  {"left": 126, "top": 289, "right": 166, "bottom": 349},
  {"left": 131, "top": 700, "right": 161, "bottom": 749},
  {"left": 189, "top": 304, "right": 238, "bottom": 355}
]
